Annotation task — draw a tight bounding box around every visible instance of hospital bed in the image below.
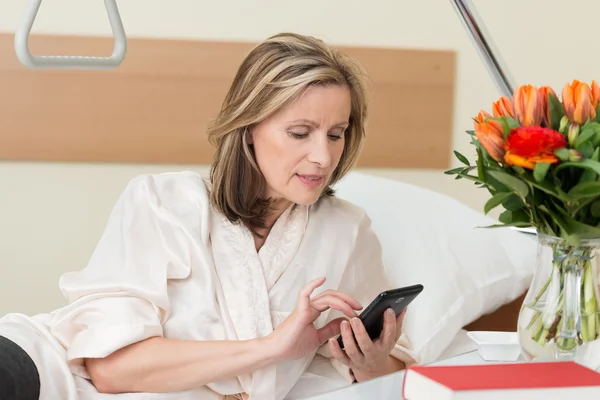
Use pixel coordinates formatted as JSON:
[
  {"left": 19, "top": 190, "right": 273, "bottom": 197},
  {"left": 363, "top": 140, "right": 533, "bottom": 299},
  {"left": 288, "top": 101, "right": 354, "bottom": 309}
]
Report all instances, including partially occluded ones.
[{"left": 7, "top": 0, "right": 533, "bottom": 363}]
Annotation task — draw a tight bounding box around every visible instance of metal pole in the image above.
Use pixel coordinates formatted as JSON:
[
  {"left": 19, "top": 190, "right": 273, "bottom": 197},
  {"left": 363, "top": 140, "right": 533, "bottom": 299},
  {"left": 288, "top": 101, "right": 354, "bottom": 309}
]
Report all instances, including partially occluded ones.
[{"left": 449, "top": 0, "right": 516, "bottom": 98}]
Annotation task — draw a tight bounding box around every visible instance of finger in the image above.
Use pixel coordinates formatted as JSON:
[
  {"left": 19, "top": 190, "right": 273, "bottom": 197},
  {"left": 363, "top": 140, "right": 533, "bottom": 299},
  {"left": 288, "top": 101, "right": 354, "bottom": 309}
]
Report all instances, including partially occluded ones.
[
  {"left": 316, "top": 317, "right": 347, "bottom": 343},
  {"left": 328, "top": 337, "right": 351, "bottom": 366},
  {"left": 312, "top": 290, "right": 363, "bottom": 310},
  {"left": 311, "top": 296, "right": 358, "bottom": 318},
  {"left": 350, "top": 317, "right": 375, "bottom": 355},
  {"left": 395, "top": 309, "right": 407, "bottom": 339},
  {"left": 340, "top": 320, "right": 363, "bottom": 362},
  {"left": 298, "top": 277, "right": 327, "bottom": 309},
  {"left": 379, "top": 308, "right": 397, "bottom": 347}
]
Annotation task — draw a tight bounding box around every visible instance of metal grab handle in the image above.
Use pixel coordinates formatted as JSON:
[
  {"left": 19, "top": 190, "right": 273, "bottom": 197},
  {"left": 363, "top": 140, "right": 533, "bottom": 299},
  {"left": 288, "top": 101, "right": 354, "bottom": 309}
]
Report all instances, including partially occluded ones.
[
  {"left": 14, "top": 0, "right": 127, "bottom": 70},
  {"left": 449, "top": 0, "right": 515, "bottom": 98}
]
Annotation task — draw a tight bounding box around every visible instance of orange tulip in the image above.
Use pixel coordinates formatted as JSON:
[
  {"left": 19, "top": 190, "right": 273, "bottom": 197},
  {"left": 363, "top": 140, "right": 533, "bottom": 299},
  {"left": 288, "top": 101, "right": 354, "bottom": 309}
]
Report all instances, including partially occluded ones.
[
  {"left": 492, "top": 96, "right": 515, "bottom": 119},
  {"left": 592, "top": 80, "right": 600, "bottom": 109},
  {"left": 538, "top": 86, "right": 557, "bottom": 127},
  {"left": 562, "top": 80, "right": 596, "bottom": 125},
  {"left": 513, "top": 85, "right": 544, "bottom": 126},
  {"left": 474, "top": 110, "right": 505, "bottom": 162}
]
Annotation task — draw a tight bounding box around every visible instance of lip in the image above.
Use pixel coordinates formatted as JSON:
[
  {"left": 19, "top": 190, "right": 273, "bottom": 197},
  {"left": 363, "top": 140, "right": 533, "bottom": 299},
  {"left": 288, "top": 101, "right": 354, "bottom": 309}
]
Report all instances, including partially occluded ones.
[{"left": 297, "top": 174, "right": 324, "bottom": 188}]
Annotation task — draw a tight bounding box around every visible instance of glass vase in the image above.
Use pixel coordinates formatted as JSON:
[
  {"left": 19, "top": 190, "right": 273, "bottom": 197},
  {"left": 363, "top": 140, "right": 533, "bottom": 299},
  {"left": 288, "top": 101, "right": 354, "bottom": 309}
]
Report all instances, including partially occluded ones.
[{"left": 518, "top": 233, "right": 600, "bottom": 369}]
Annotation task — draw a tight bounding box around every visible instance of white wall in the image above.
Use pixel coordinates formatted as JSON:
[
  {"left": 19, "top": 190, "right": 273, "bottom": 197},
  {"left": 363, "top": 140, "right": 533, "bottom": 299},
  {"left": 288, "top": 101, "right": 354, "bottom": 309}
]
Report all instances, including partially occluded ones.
[{"left": 1, "top": 0, "right": 597, "bottom": 315}]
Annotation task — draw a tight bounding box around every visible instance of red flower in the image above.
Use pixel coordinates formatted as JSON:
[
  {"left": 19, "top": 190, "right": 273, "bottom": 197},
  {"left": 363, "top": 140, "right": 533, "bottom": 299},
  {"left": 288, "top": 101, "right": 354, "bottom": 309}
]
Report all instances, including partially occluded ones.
[{"left": 504, "top": 126, "right": 567, "bottom": 170}]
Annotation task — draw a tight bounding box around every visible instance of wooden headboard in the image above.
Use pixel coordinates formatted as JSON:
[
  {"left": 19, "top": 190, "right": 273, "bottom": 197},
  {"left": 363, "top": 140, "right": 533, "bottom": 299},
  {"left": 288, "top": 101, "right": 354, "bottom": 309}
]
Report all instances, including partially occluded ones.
[
  {"left": 465, "top": 294, "right": 526, "bottom": 332},
  {"left": 0, "top": 33, "right": 455, "bottom": 168}
]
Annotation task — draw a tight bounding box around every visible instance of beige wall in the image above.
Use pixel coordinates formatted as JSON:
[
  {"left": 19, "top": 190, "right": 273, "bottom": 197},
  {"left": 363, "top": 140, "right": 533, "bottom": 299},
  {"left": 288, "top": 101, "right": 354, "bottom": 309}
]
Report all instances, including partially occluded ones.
[{"left": 1, "top": 0, "right": 596, "bottom": 315}]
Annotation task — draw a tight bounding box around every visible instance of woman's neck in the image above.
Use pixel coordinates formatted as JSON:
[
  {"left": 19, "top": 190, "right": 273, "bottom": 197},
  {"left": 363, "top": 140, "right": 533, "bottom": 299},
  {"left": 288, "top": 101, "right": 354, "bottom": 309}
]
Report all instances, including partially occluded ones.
[
  {"left": 265, "top": 198, "right": 291, "bottom": 225},
  {"left": 253, "top": 198, "right": 291, "bottom": 252}
]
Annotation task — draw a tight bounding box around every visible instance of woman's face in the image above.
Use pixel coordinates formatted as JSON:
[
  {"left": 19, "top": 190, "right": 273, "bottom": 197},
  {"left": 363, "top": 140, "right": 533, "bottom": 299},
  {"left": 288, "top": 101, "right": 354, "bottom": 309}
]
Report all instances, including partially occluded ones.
[{"left": 249, "top": 84, "right": 351, "bottom": 207}]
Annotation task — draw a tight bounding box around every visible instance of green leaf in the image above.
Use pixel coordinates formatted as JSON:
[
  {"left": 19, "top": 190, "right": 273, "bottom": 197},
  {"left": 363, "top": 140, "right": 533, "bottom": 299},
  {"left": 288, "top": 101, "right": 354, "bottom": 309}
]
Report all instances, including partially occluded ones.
[
  {"left": 487, "top": 170, "right": 530, "bottom": 198},
  {"left": 511, "top": 165, "right": 527, "bottom": 175},
  {"left": 546, "top": 199, "right": 600, "bottom": 243},
  {"left": 539, "top": 213, "right": 557, "bottom": 237},
  {"left": 556, "top": 159, "right": 600, "bottom": 176},
  {"left": 499, "top": 210, "right": 512, "bottom": 224},
  {"left": 482, "top": 167, "right": 511, "bottom": 192},
  {"left": 476, "top": 148, "right": 485, "bottom": 182},
  {"left": 466, "top": 130, "right": 475, "bottom": 135},
  {"left": 581, "top": 121, "right": 600, "bottom": 132},
  {"left": 519, "top": 171, "right": 568, "bottom": 201},
  {"left": 512, "top": 209, "right": 531, "bottom": 223},
  {"left": 555, "top": 148, "right": 570, "bottom": 161},
  {"left": 567, "top": 181, "right": 600, "bottom": 200},
  {"left": 502, "top": 194, "right": 526, "bottom": 211},
  {"left": 548, "top": 92, "right": 565, "bottom": 131},
  {"left": 503, "top": 117, "right": 520, "bottom": 140},
  {"left": 539, "top": 205, "right": 571, "bottom": 239},
  {"left": 575, "top": 128, "right": 598, "bottom": 149},
  {"left": 579, "top": 148, "right": 600, "bottom": 184},
  {"left": 580, "top": 142, "right": 595, "bottom": 158},
  {"left": 454, "top": 151, "right": 470, "bottom": 166},
  {"left": 477, "top": 222, "right": 532, "bottom": 229},
  {"left": 459, "top": 175, "right": 486, "bottom": 184},
  {"left": 484, "top": 192, "right": 512, "bottom": 215},
  {"left": 591, "top": 200, "right": 600, "bottom": 218},
  {"left": 534, "top": 162, "right": 551, "bottom": 182},
  {"left": 487, "top": 116, "right": 520, "bottom": 140},
  {"left": 499, "top": 209, "right": 530, "bottom": 225},
  {"left": 444, "top": 167, "right": 463, "bottom": 175},
  {"left": 580, "top": 122, "right": 600, "bottom": 148}
]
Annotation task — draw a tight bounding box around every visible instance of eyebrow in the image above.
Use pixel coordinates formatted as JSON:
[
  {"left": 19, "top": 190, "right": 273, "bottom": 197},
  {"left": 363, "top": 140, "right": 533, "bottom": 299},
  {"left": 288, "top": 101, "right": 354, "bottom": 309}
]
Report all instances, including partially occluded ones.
[{"left": 287, "top": 119, "right": 349, "bottom": 128}]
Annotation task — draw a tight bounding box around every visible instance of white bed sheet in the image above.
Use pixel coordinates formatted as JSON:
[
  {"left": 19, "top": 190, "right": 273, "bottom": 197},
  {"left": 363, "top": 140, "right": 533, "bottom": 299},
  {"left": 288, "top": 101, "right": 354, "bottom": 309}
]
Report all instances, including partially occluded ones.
[{"left": 432, "top": 329, "right": 479, "bottom": 365}]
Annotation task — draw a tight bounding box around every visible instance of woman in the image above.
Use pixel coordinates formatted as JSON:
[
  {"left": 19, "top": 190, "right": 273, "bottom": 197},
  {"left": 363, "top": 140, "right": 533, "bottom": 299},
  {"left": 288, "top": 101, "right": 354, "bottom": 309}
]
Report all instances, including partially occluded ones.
[{"left": 0, "top": 32, "right": 415, "bottom": 400}]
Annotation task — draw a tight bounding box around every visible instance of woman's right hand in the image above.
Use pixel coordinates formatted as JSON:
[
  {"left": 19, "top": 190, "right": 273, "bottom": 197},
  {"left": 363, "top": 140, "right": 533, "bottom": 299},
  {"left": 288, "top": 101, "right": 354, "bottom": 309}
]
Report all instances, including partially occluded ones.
[{"left": 266, "top": 277, "right": 362, "bottom": 361}]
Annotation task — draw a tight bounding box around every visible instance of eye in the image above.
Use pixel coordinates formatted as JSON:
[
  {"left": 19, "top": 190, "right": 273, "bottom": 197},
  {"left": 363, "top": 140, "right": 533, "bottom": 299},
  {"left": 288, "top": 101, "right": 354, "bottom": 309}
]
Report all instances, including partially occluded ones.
[
  {"left": 328, "top": 128, "right": 346, "bottom": 141},
  {"left": 289, "top": 132, "right": 309, "bottom": 139}
]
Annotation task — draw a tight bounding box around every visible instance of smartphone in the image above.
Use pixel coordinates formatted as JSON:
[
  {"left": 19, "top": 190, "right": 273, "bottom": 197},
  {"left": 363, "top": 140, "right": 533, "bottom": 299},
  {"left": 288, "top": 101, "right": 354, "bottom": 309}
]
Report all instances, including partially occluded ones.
[{"left": 337, "top": 284, "right": 424, "bottom": 349}]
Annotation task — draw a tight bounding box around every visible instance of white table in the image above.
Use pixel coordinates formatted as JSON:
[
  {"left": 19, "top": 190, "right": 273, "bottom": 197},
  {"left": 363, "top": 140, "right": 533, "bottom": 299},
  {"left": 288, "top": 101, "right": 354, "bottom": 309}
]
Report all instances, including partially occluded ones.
[{"left": 306, "top": 331, "right": 524, "bottom": 400}]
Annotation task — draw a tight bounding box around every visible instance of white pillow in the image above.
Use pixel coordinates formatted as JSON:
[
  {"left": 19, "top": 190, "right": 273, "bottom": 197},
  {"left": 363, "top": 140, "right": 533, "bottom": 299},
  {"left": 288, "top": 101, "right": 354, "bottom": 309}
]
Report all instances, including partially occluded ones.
[{"left": 333, "top": 171, "right": 537, "bottom": 365}]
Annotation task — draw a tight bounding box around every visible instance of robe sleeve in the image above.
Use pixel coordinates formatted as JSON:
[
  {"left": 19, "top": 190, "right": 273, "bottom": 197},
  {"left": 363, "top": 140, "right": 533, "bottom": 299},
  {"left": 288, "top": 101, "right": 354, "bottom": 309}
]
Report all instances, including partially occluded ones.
[
  {"left": 49, "top": 175, "right": 194, "bottom": 377},
  {"left": 318, "top": 211, "right": 417, "bottom": 382}
]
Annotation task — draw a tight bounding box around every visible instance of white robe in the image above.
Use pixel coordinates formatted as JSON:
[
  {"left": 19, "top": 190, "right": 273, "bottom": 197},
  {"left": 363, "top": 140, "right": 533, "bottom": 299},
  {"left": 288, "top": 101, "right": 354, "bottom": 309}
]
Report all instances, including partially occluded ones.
[{"left": 0, "top": 171, "right": 414, "bottom": 400}]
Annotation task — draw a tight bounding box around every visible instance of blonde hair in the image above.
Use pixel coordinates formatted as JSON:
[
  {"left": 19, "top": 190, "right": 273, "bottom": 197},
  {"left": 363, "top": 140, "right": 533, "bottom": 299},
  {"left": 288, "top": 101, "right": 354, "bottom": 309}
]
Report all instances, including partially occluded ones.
[{"left": 207, "top": 32, "right": 369, "bottom": 235}]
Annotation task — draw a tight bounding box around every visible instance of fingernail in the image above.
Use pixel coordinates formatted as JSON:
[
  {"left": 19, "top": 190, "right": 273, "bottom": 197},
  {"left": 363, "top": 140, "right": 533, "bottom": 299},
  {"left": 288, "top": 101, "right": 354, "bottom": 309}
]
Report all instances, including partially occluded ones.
[
  {"left": 341, "top": 320, "right": 349, "bottom": 329},
  {"left": 386, "top": 309, "right": 395, "bottom": 317},
  {"left": 351, "top": 318, "right": 360, "bottom": 328}
]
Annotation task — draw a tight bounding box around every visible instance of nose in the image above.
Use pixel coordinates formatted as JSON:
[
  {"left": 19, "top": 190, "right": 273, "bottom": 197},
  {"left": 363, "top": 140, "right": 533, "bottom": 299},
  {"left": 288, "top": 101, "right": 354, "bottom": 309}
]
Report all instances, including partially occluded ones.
[{"left": 306, "top": 134, "right": 332, "bottom": 168}]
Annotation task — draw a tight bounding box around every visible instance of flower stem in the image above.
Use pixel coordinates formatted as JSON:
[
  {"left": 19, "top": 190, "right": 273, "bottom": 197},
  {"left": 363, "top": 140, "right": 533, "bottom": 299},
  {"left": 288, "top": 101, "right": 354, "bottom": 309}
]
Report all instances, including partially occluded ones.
[
  {"left": 524, "top": 243, "right": 600, "bottom": 357},
  {"left": 583, "top": 261, "right": 596, "bottom": 342},
  {"left": 526, "top": 271, "right": 554, "bottom": 330}
]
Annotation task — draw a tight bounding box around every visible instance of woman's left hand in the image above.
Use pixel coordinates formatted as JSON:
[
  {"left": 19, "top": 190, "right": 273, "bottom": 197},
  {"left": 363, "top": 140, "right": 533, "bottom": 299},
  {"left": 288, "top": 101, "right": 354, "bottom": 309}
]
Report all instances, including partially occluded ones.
[{"left": 328, "top": 307, "right": 406, "bottom": 382}]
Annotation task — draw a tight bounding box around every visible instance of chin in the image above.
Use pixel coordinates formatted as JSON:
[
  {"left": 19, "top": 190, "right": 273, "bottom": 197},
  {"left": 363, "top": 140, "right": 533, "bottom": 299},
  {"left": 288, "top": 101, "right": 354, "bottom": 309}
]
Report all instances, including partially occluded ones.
[
  {"left": 275, "top": 177, "right": 331, "bottom": 206},
  {"left": 288, "top": 190, "right": 324, "bottom": 206}
]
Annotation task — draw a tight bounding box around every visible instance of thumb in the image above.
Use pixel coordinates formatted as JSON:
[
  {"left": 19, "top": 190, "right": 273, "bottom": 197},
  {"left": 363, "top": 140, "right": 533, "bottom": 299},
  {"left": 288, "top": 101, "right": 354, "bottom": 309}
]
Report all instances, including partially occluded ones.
[{"left": 316, "top": 317, "right": 347, "bottom": 344}]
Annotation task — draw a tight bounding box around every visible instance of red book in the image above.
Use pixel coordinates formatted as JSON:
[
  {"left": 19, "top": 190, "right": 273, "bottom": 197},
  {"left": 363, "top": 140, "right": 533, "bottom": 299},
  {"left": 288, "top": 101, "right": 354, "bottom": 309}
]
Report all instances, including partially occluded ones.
[{"left": 402, "top": 361, "right": 600, "bottom": 399}]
